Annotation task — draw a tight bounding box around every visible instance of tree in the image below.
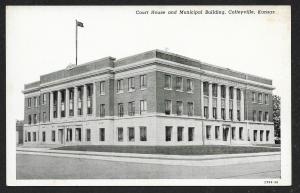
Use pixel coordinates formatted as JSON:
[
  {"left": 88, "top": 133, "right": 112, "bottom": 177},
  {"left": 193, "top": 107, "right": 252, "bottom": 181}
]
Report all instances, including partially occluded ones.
[{"left": 273, "top": 95, "right": 281, "bottom": 138}]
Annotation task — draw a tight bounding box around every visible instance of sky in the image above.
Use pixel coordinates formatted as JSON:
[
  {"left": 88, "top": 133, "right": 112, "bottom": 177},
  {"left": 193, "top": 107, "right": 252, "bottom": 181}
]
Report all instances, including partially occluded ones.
[{"left": 6, "top": 6, "right": 290, "bottom": 121}]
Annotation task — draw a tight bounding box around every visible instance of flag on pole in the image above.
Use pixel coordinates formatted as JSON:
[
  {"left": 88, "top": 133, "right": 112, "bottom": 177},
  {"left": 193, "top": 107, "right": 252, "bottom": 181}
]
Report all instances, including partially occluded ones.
[{"left": 76, "top": 20, "right": 84, "bottom": 27}]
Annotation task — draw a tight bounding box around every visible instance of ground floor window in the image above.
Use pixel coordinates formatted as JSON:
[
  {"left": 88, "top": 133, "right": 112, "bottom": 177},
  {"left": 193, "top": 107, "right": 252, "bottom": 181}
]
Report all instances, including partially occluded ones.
[
  {"left": 229, "top": 109, "right": 233, "bottom": 120},
  {"left": 239, "top": 127, "right": 243, "bottom": 140},
  {"left": 248, "top": 129, "right": 250, "bottom": 141},
  {"left": 177, "top": 127, "right": 183, "bottom": 141},
  {"left": 266, "top": 130, "right": 270, "bottom": 141},
  {"left": 75, "top": 128, "right": 81, "bottom": 141},
  {"left": 215, "top": 126, "right": 220, "bottom": 140},
  {"left": 99, "top": 128, "right": 105, "bottom": 141},
  {"left": 213, "top": 107, "right": 217, "bottom": 119},
  {"left": 86, "top": 129, "right": 91, "bottom": 141},
  {"left": 66, "top": 128, "right": 72, "bottom": 142},
  {"left": 165, "top": 126, "right": 172, "bottom": 141},
  {"left": 223, "top": 127, "right": 229, "bottom": 141},
  {"left": 128, "top": 127, "right": 135, "bottom": 142},
  {"left": 221, "top": 108, "right": 225, "bottom": 120},
  {"left": 188, "top": 127, "right": 194, "bottom": 141},
  {"left": 140, "top": 127, "right": 147, "bottom": 141},
  {"left": 52, "top": 130, "right": 56, "bottom": 142},
  {"left": 118, "top": 128, "right": 123, "bottom": 142},
  {"left": 253, "top": 130, "right": 257, "bottom": 141},
  {"left": 206, "top": 125, "right": 211, "bottom": 139},
  {"left": 231, "top": 127, "right": 236, "bottom": 140},
  {"left": 260, "top": 130, "right": 264, "bottom": 141},
  {"left": 28, "top": 132, "right": 31, "bottom": 142},
  {"left": 204, "top": 106, "right": 208, "bottom": 119},
  {"left": 33, "top": 132, "right": 37, "bottom": 142},
  {"left": 42, "top": 131, "right": 46, "bottom": 142}
]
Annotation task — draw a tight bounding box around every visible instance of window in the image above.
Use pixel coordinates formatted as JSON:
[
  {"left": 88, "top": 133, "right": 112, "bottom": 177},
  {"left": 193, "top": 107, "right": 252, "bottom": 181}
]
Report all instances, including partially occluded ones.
[
  {"left": 258, "top": 93, "right": 263, "bottom": 104},
  {"left": 188, "top": 127, "right": 194, "bottom": 141},
  {"left": 221, "top": 108, "right": 225, "bottom": 120},
  {"left": 69, "top": 89, "right": 74, "bottom": 116},
  {"left": 34, "top": 97, "right": 37, "bottom": 107},
  {"left": 27, "top": 132, "right": 31, "bottom": 142},
  {"left": 187, "top": 79, "right": 193, "bottom": 92},
  {"left": 229, "top": 87, "right": 233, "bottom": 99},
  {"left": 128, "top": 101, "right": 135, "bottom": 116},
  {"left": 42, "top": 132, "right": 46, "bottom": 142},
  {"left": 258, "top": 111, "right": 262, "bottom": 122},
  {"left": 165, "top": 126, "right": 172, "bottom": 141},
  {"left": 28, "top": 98, "right": 32, "bottom": 108},
  {"left": 215, "top": 126, "right": 220, "bottom": 139},
  {"left": 264, "top": 112, "right": 269, "bottom": 121},
  {"left": 266, "top": 130, "right": 270, "bottom": 141},
  {"left": 176, "top": 76, "right": 183, "bottom": 91},
  {"left": 237, "top": 89, "right": 241, "bottom": 101},
  {"left": 253, "top": 110, "right": 256, "bottom": 121},
  {"left": 99, "top": 128, "right": 105, "bottom": 141},
  {"left": 118, "top": 103, "right": 124, "bottom": 117},
  {"left": 187, "top": 102, "right": 194, "bottom": 116},
  {"left": 140, "top": 75, "right": 147, "bottom": 89},
  {"left": 229, "top": 109, "right": 233, "bottom": 120},
  {"left": 118, "top": 128, "right": 123, "bottom": 142},
  {"left": 206, "top": 125, "right": 211, "bottom": 139},
  {"left": 42, "top": 93, "right": 46, "bottom": 105},
  {"left": 204, "top": 106, "right": 209, "bottom": 119},
  {"left": 28, "top": 115, "right": 32, "bottom": 124},
  {"left": 99, "top": 81, "right": 105, "bottom": 95},
  {"left": 203, "top": 82, "right": 209, "bottom": 96},
  {"left": 165, "top": 74, "right": 172, "bottom": 89},
  {"left": 33, "top": 114, "right": 37, "bottom": 124},
  {"left": 128, "top": 77, "right": 135, "bottom": 91},
  {"left": 264, "top": 94, "right": 269, "bottom": 105},
  {"left": 51, "top": 130, "right": 55, "bottom": 142},
  {"left": 213, "top": 107, "right": 217, "bottom": 119},
  {"left": 221, "top": 85, "right": 226, "bottom": 98},
  {"left": 252, "top": 92, "right": 256, "bottom": 103},
  {"left": 237, "top": 110, "right": 240, "bottom": 121},
  {"left": 100, "top": 104, "right": 105, "bottom": 117},
  {"left": 165, "top": 100, "right": 172, "bottom": 115},
  {"left": 66, "top": 128, "right": 72, "bottom": 142},
  {"left": 231, "top": 127, "right": 236, "bottom": 140},
  {"left": 177, "top": 127, "right": 183, "bottom": 141},
  {"left": 253, "top": 130, "right": 257, "bottom": 141},
  {"left": 75, "top": 128, "right": 81, "bottom": 141},
  {"left": 140, "top": 127, "right": 147, "bottom": 141},
  {"left": 176, "top": 101, "right": 183, "bottom": 115},
  {"left": 86, "top": 129, "right": 91, "bottom": 141},
  {"left": 43, "top": 112, "right": 46, "bottom": 122},
  {"left": 140, "top": 100, "right": 147, "bottom": 114},
  {"left": 117, "top": 79, "right": 124, "bottom": 93},
  {"left": 128, "top": 127, "right": 135, "bottom": 141},
  {"left": 212, "top": 84, "right": 217, "bottom": 97},
  {"left": 77, "top": 87, "right": 83, "bottom": 115},
  {"left": 260, "top": 130, "right": 264, "bottom": 141},
  {"left": 239, "top": 127, "right": 243, "bottom": 140}
]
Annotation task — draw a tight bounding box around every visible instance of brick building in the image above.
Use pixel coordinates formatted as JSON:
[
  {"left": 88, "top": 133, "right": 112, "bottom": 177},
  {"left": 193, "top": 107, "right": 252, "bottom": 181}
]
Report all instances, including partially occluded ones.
[{"left": 23, "top": 50, "right": 274, "bottom": 146}]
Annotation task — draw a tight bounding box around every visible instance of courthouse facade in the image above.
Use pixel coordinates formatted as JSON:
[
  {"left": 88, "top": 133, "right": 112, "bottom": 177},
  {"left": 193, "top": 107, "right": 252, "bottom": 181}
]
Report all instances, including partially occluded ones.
[{"left": 23, "top": 50, "right": 275, "bottom": 146}]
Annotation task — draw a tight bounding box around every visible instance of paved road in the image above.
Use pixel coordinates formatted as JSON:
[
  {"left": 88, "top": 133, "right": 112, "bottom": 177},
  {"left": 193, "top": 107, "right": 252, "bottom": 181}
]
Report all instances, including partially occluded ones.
[{"left": 16, "top": 154, "right": 280, "bottom": 179}]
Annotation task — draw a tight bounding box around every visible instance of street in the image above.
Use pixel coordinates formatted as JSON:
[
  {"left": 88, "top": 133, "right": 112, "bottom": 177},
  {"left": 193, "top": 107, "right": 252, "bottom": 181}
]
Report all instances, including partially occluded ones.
[{"left": 16, "top": 154, "right": 281, "bottom": 179}]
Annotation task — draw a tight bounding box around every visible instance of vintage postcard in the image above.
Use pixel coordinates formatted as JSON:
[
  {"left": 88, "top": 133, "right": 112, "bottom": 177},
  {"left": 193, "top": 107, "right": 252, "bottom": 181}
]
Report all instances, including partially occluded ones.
[{"left": 6, "top": 5, "right": 291, "bottom": 186}]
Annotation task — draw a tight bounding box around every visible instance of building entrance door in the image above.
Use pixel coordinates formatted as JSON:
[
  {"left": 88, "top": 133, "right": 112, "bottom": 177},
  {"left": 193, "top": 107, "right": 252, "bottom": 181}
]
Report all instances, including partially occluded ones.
[
  {"left": 222, "top": 125, "right": 231, "bottom": 142},
  {"left": 58, "top": 129, "right": 65, "bottom": 144}
]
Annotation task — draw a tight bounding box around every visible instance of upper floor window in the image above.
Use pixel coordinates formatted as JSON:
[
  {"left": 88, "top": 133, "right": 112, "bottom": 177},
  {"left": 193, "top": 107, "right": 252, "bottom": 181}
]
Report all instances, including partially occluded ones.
[
  {"left": 253, "top": 110, "right": 256, "bottom": 121},
  {"left": 28, "top": 115, "right": 32, "bottom": 124},
  {"left": 140, "top": 75, "right": 147, "bottom": 89},
  {"left": 140, "top": 100, "right": 147, "bottom": 115},
  {"left": 252, "top": 92, "right": 256, "bottom": 103},
  {"left": 258, "top": 111, "right": 262, "bottom": 122},
  {"left": 187, "top": 102, "right": 194, "bottom": 116},
  {"left": 100, "top": 104, "right": 105, "bottom": 117},
  {"left": 28, "top": 98, "right": 32, "bottom": 108},
  {"left": 187, "top": 79, "right": 193, "bottom": 92},
  {"left": 42, "top": 93, "right": 46, "bottom": 105},
  {"left": 117, "top": 79, "right": 124, "bottom": 93},
  {"left": 264, "top": 94, "right": 269, "bottom": 105},
  {"left": 118, "top": 103, "right": 124, "bottom": 117},
  {"left": 33, "top": 114, "right": 37, "bottom": 124},
  {"left": 33, "top": 97, "right": 38, "bottom": 107},
  {"left": 43, "top": 112, "right": 46, "bottom": 122},
  {"left": 258, "top": 93, "right": 263, "bottom": 104},
  {"left": 237, "top": 89, "right": 241, "bottom": 101},
  {"left": 212, "top": 84, "right": 217, "bottom": 97},
  {"left": 176, "top": 101, "right": 183, "bottom": 116},
  {"left": 229, "top": 87, "right": 234, "bottom": 99},
  {"left": 128, "top": 77, "right": 135, "bottom": 91},
  {"left": 221, "top": 85, "right": 226, "bottom": 98},
  {"left": 128, "top": 101, "right": 135, "bottom": 116},
  {"left": 264, "top": 112, "right": 269, "bottom": 121},
  {"left": 164, "top": 74, "right": 172, "bottom": 89},
  {"left": 176, "top": 76, "right": 183, "bottom": 91},
  {"left": 165, "top": 100, "right": 171, "bottom": 115},
  {"left": 203, "top": 82, "right": 209, "bottom": 96},
  {"left": 100, "top": 81, "right": 105, "bottom": 95}
]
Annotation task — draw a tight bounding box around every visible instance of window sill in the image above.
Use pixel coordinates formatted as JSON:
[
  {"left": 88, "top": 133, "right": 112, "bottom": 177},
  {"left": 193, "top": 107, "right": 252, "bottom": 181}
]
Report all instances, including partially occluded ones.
[
  {"left": 164, "top": 88, "right": 172, "bottom": 91},
  {"left": 187, "top": 91, "right": 193, "bottom": 94},
  {"left": 140, "top": 87, "right": 147, "bottom": 91},
  {"left": 116, "top": 91, "right": 124, "bottom": 94},
  {"left": 175, "top": 89, "right": 184, "bottom": 92},
  {"left": 128, "top": 89, "right": 135, "bottom": 93},
  {"left": 100, "top": 93, "right": 105, "bottom": 96}
]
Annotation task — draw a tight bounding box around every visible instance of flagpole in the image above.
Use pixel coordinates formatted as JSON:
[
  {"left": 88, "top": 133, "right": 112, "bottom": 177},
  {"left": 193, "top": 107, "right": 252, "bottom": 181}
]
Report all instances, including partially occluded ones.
[{"left": 75, "top": 19, "right": 78, "bottom": 65}]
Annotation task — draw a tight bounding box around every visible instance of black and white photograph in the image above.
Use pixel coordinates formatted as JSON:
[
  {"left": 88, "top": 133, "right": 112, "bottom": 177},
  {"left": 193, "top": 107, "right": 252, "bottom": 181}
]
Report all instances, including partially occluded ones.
[{"left": 6, "top": 5, "right": 291, "bottom": 186}]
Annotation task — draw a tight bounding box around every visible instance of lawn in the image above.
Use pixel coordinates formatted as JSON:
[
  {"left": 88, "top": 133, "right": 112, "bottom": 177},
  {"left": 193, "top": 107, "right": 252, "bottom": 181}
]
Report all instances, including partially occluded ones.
[{"left": 54, "top": 145, "right": 280, "bottom": 155}]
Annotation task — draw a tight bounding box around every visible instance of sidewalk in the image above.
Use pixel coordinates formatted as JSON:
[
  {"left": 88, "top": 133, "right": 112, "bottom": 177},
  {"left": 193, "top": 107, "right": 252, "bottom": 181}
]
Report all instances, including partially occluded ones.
[{"left": 17, "top": 147, "right": 281, "bottom": 167}]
